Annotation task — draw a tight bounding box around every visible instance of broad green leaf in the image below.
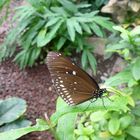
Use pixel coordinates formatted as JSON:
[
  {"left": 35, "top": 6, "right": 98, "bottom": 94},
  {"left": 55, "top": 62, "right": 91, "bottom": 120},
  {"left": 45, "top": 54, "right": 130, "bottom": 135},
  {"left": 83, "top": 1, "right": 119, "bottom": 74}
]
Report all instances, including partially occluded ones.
[
  {"left": 56, "top": 37, "right": 66, "bottom": 50},
  {"left": 51, "top": 94, "right": 128, "bottom": 125},
  {"left": 105, "top": 69, "right": 132, "bottom": 86},
  {"left": 132, "top": 57, "right": 140, "bottom": 80},
  {"left": 132, "top": 85, "right": 140, "bottom": 100},
  {"left": 87, "top": 51, "right": 97, "bottom": 74},
  {"left": 113, "top": 26, "right": 130, "bottom": 41},
  {"left": 89, "top": 23, "right": 103, "bottom": 37},
  {"left": 128, "top": 78, "right": 138, "bottom": 87},
  {"left": 120, "top": 115, "right": 132, "bottom": 130},
  {"left": 132, "top": 105, "right": 140, "bottom": 116},
  {"left": 56, "top": 97, "right": 68, "bottom": 112},
  {"left": 126, "top": 126, "right": 140, "bottom": 139},
  {"left": 81, "top": 23, "right": 92, "bottom": 34},
  {"left": 45, "top": 17, "right": 60, "bottom": 27},
  {"left": 73, "top": 19, "right": 82, "bottom": 34},
  {"left": 81, "top": 50, "right": 87, "bottom": 68},
  {"left": 76, "top": 17, "right": 94, "bottom": 23},
  {"left": 90, "top": 111, "right": 106, "bottom": 122},
  {"left": 58, "top": 0, "right": 77, "bottom": 13},
  {"left": 0, "top": 97, "right": 26, "bottom": 126},
  {"left": 108, "top": 118, "right": 120, "bottom": 135},
  {"left": 0, "top": 119, "right": 49, "bottom": 140},
  {"left": 56, "top": 113, "right": 77, "bottom": 140},
  {"left": 67, "top": 18, "right": 75, "bottom": 41},
  {"left": 93, "top": 16, "right": 114, "bottom": 32},
  {"left": 37, "top": 28, "right": 47, "bottom": 47},
  {"left": 105, "top": 42, "right": 129, "bottom": 52},
  {"left": 0, "top": 119, "right": 31, "bottom": 132}
]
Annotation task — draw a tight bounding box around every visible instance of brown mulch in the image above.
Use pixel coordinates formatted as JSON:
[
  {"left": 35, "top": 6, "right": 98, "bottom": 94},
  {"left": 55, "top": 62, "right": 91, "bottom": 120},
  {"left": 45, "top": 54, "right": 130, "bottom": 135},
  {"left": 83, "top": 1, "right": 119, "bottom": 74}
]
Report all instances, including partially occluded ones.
[{"left": 0, "top": 59, "right": 57, "bottom": 140}]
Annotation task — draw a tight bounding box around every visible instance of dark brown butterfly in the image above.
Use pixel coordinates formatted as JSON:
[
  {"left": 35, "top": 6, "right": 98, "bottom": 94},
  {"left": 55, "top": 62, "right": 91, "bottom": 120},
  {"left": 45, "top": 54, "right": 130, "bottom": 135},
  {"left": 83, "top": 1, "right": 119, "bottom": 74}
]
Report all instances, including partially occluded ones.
[{"left": 47, "top": 52, "right": 106, "bottom": 106}]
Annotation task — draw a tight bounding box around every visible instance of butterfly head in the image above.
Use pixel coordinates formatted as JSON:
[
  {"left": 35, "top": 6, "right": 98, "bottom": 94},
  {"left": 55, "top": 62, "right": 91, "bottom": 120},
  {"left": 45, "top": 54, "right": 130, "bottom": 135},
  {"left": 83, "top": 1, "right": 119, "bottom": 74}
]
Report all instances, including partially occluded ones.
[{"left": 98, "top": 88, "right": 107, "bottom": 98}]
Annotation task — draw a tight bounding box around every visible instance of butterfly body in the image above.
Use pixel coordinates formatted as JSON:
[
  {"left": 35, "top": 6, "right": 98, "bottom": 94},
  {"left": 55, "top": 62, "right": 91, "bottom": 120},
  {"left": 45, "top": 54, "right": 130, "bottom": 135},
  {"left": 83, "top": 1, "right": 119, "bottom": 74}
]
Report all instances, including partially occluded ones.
[{"left": 47, "top": 52, "right": 106, "bottom": 105}]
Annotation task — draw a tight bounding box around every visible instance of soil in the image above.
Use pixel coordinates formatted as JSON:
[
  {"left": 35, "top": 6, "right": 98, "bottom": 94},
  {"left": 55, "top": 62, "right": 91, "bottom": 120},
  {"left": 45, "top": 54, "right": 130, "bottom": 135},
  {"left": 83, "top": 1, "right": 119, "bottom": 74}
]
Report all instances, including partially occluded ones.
[{"left": 0, "top": 59, "right": 57, "bottom": 140}]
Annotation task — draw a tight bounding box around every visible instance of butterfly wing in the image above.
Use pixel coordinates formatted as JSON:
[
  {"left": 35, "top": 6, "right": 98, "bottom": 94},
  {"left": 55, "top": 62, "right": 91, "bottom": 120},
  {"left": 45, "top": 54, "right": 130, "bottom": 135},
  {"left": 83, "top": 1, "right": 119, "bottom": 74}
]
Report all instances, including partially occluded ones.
[{"left": 47, "top": 52, "right": 99, "bottom": 105}]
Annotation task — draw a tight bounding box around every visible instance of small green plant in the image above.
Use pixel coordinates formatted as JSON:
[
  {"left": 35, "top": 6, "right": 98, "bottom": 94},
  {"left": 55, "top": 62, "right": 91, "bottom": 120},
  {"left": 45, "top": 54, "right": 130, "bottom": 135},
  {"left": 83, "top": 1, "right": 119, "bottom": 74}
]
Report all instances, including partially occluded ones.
[
  {"left": 0, "top": 97, "right": 31, "bottom": 133},
  {"left": 105, "top": 26, "right": 140, "bottom": 97},
  {"left": 0, "top": 87, "right": 137, "bottom": 140},
  {"left": 0, "top": 0, "right": 114, "bottom": 72}
]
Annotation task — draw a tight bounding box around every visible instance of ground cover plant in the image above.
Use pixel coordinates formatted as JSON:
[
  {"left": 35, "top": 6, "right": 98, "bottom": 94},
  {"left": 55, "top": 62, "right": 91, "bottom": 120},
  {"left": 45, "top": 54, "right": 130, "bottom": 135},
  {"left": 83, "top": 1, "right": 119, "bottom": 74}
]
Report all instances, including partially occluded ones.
[{"left": 0, "top": 0, "right": 114, "bottom": 73}]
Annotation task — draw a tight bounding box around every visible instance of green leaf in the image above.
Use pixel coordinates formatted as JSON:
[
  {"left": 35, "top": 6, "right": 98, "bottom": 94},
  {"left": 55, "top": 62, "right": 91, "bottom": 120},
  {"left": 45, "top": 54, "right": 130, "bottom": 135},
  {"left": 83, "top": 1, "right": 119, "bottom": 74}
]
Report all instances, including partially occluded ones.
[
  {"left": 90, "top": 111, "right": 106, "bottom": 122},
  {"left": 132, "top": 57, "right": 140, "bottom": 80},
  {"left": 0, "top": 119, "right": 31, "bottom": 132},
  {"left": 108, "top": 117, "right": 120, "bottom": 135},
  {"left": 37, "top": 28, "right": 47, "bottom": 47},
  {"left": 56, "top": 37, "right": 66, "bottom": 50},
  {"left": 39, "top": 20, "right": 63, "bottom": 47},
  {"left": 105, "top": 42, "right": 129, "bottom": 52},
  {"left": 80, "top": 23, "right": 92, "bottom": 34},
  {"left": 126, "top": 126, "right": 140, "bottom": 139},
  {"left": 113, "top": 26, "right": 130, "bottom": 40},
  {"left": 89, "top": 23, "right": 103, "bottom": 37},
  {"left": 81, "top": 50, "right": 87, "bottom": 68},
  {"left": 0, "top": 97, "right": 26, "bottom": 126},
  {"left": 51, "top": 94, "right": 128, "bottom": 125},
  {"left": 120, "top": 115, "right": 132, "bottom": 130},
  {"left": 73, "top": 19, "right": 82, "bottom": 34},
  {"left": 93, "top": 16, "right": 114, "bottom": 32},
  {"left": 58, "top": 0, "right": 77, "bottom": 13},
  {"left": 132, "top": 85, "right": 140, "bottom": 100},
  {"left": 105, "top": 69, "right": 132, "bottom": 86},
  {"left": 77, "top": 37, "right": 83, "bottom": 50},
  {"left": 28, "top": 47, "right": 41, "bottom": 66},
  {"left": 87, "top": 51, "right": 97, "bottom": 74},
  {"left": 45, "top": 17, "right": 60, "bottom": 27},
  {"left": 0, "top": 119, "right": 49, "bottom": 140},
  {"left": 56, "top": 97, "right": 77, "bottom": 140},
  {"left": 56, "top": 113, "right": 77, "bottom": 140},
  {"left": 67, "top": 18, "right": 75, "bottom": 41},
  {"left": 132, "top": 105, "right": 140, "bottom": 116}
]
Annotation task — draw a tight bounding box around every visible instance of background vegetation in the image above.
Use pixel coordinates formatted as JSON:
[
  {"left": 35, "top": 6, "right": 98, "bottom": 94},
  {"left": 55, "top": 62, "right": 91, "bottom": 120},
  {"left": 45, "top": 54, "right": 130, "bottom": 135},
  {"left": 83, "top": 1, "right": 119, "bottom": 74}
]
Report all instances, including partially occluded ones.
[{"left": 0, "top": 0, "right": 140, "bottom": 140}]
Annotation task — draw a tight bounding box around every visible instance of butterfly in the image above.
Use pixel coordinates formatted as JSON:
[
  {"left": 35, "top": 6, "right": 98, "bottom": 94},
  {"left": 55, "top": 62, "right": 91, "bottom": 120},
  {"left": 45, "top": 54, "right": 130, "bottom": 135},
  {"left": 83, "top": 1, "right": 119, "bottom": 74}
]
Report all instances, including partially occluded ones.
[{"left": 47, "top": 52, "right": 106, "bottom": 106}]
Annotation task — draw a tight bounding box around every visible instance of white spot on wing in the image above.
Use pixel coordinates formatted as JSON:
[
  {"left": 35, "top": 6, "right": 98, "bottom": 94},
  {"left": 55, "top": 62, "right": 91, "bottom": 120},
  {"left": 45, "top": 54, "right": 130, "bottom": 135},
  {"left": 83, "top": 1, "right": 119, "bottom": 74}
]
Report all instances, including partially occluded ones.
[
  {"left": 72, "top": 71, "right": 76, "bottom": 75},
  {"left": 60, "top": 84, "right": 64, "bottom": 87}
]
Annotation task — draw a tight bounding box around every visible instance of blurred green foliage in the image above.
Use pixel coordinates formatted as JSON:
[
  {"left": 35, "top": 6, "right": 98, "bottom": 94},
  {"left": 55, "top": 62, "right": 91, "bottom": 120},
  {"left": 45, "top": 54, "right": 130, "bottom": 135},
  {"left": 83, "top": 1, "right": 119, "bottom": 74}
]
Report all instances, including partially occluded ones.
[{"left": 0, "top": 0, "right": 114, "bottom": 72}]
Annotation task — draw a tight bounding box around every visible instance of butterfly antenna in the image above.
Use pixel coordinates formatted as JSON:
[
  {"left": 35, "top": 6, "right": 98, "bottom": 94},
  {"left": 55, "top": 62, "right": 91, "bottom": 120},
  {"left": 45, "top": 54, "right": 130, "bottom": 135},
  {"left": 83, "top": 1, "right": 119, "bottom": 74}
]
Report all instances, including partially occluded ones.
[
  {"left": 101, "top": 97, "right": 107, "bottom": 110},
  {"left": 83, "top": 102, "right": 92, "bottom": 112},
  {"left": 106, "top": 92, "right": 113, "bottom": 102}
]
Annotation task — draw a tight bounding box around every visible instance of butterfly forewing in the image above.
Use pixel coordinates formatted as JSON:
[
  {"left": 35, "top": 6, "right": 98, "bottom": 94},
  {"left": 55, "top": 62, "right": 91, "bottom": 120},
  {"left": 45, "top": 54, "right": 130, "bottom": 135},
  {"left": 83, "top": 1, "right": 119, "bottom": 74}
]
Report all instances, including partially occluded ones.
[{"left": 47, "top": 52, "right": 99, "bottom": 105}]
